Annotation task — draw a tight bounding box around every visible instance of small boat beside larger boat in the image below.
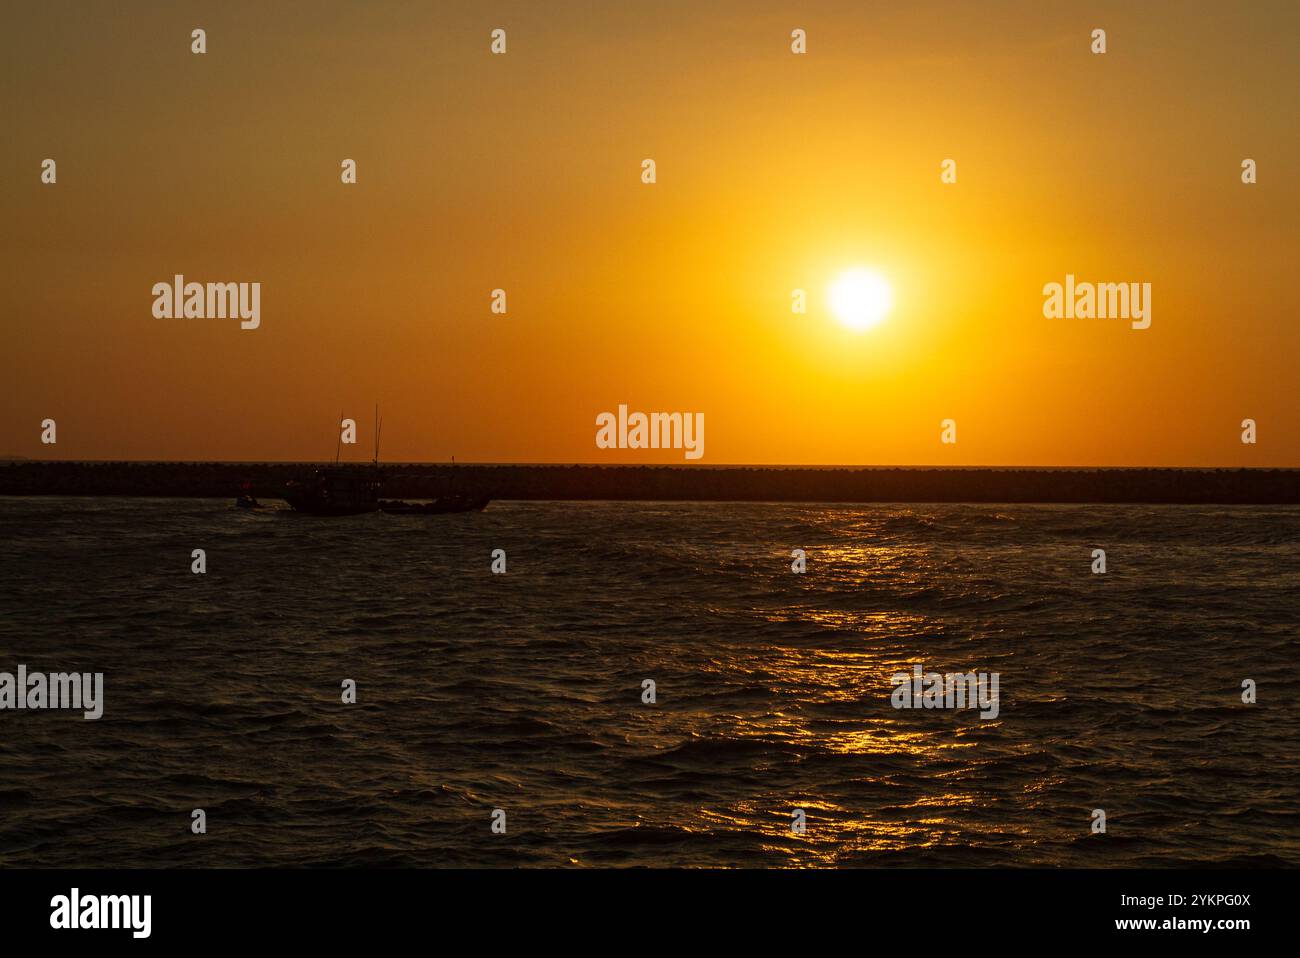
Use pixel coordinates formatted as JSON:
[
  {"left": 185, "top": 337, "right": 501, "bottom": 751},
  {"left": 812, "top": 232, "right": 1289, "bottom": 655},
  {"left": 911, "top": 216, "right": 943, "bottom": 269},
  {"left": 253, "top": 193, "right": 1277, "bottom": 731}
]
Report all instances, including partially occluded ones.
[{"left": 234, "top": 480, "right": 261, "bottom": 509}]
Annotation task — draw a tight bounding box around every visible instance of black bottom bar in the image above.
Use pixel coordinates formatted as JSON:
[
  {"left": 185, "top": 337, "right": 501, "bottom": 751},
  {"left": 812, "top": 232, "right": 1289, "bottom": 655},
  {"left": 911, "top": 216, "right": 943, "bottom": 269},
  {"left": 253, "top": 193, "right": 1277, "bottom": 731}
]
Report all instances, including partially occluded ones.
[{"left": 0, "top": 868, "right": 1280, "bottom": 945}]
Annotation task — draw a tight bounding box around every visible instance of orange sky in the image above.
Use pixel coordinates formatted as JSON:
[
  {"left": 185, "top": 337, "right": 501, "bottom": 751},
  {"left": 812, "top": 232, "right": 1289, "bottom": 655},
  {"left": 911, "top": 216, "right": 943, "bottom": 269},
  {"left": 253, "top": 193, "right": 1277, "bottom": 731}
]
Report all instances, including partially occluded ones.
[{"left": 4, "top": 0, "right": 1297, "bottom": 465}]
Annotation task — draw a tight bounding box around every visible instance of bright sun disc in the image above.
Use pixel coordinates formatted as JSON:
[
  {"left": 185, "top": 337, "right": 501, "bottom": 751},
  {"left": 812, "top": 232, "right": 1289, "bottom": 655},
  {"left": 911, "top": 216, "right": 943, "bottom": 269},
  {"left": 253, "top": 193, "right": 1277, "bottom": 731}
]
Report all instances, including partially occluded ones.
[{"left": 829, "top": 269, "right": 893, "bottom": 331}]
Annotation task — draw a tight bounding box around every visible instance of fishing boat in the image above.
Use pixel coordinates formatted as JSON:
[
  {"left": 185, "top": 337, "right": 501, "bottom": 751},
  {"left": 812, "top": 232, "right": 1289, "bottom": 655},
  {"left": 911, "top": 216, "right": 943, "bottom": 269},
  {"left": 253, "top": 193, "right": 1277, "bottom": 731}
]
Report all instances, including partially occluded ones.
[{"left": 281, "top": 407, "right": 488, "bottom": 516}]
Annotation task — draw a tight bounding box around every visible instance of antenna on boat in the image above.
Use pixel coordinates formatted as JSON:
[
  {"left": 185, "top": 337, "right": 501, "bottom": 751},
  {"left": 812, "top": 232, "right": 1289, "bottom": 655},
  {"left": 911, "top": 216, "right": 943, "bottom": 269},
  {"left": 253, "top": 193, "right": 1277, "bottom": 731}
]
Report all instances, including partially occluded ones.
[
  {"left": 373, "top": 403, "right": 383, "bottom": 467},
  {"left": 335, "top": 409, "right": 343, "bottom": 464}
]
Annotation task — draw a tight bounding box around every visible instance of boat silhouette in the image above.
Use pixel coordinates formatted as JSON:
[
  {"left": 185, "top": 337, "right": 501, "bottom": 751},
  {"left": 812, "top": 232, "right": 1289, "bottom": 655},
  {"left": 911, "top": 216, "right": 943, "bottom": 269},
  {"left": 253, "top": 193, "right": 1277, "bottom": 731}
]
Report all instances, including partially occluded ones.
[{"left": 281, "top": 407, "right": 488, "bottom": 516}]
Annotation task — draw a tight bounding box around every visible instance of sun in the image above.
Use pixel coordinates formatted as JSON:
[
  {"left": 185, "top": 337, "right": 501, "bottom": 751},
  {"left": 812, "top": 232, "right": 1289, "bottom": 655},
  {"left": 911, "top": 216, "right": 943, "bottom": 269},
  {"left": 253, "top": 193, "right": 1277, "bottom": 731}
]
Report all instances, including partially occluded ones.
[{"left": 829, "top": 268, "right": 893, "bottom": 331}]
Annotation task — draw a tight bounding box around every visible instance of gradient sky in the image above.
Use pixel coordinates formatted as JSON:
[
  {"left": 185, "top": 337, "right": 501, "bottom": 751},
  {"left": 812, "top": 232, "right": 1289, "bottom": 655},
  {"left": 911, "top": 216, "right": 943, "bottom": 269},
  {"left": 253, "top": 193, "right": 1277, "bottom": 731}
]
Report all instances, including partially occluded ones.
[{"left": 4, "top": 0, "right": 1297, "bottom": 465}]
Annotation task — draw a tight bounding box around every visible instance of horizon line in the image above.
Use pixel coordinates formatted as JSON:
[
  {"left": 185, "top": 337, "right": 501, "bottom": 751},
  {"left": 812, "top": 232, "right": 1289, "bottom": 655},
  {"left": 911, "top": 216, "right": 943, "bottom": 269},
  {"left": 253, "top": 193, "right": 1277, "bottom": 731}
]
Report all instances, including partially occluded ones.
[{"left": 4, "top": 459, "right": 1300, "bottom": 472}]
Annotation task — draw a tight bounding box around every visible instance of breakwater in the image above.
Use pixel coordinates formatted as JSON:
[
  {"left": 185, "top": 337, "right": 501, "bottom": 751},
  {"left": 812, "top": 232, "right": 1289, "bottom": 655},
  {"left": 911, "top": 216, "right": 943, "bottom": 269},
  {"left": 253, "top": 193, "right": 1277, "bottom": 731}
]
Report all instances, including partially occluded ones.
[{"left": 2, "top": 461, "right": 1298, "bottom": 503}]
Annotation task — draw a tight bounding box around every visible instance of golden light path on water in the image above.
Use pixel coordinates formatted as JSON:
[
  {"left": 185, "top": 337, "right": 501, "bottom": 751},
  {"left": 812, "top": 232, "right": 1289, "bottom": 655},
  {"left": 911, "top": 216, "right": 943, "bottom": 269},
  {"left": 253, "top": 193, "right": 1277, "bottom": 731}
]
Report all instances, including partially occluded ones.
[{"left": 661, "top": 536, "right": 1020, "bottom": 867}]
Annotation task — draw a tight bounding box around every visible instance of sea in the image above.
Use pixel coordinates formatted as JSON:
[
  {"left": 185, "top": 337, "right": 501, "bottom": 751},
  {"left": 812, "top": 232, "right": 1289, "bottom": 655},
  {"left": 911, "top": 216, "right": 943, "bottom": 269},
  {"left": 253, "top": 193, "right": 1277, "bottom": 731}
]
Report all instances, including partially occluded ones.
[{"left": 0, "top": 498, "right": 1297, "bottom": 868}]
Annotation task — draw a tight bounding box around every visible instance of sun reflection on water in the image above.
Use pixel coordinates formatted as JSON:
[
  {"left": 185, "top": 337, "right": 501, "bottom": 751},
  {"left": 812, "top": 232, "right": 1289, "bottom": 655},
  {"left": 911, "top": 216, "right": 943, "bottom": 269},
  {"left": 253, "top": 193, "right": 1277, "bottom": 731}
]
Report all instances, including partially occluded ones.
[{"left": 667, "top": 533, "right": 1021, "bottom": 867}]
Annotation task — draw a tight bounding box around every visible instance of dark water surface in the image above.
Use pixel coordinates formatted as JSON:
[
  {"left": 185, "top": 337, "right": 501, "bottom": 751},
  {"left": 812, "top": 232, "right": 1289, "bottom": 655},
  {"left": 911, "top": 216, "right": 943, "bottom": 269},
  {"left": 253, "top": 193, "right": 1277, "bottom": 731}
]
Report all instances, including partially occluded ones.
[{"left": 1, "top": 498, "right": 1297, "bottom": 867}]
